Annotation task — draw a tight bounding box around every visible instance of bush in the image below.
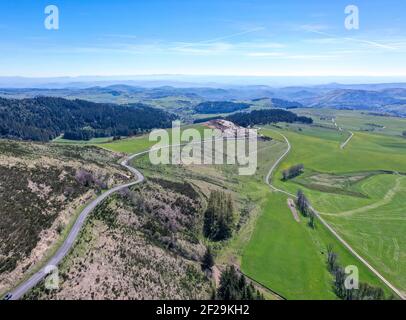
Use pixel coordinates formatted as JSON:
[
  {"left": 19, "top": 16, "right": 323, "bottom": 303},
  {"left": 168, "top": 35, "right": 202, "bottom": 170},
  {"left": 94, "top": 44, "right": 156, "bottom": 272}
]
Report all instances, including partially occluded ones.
[
  {"left": 216, "top": 266, "right": 264, "bottom": 300},
  {"left": 75, "top": 169, "right": 95, "bottom": 187},
  {"left": 282, "top": 164, "right": 304, "bottom": 181},
  {"left": 202, "top": 247, "right": 214, "bottom": 271}
]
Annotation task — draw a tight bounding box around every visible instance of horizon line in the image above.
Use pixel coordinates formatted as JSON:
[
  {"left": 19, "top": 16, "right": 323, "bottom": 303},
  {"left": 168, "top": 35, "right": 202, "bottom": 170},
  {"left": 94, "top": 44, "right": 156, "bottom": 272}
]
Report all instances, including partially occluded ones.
[{"left": 2, "top": 74, "right": 406, "bottom": 79}]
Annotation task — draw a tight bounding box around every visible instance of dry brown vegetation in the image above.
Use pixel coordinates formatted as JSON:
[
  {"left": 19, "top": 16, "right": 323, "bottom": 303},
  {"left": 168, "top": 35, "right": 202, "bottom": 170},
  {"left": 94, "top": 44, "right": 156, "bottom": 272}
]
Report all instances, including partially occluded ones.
[
  {"left": 0, "top": 140, "right": 129, "bottom": 293},
  {"left": 26, "top": 179, "right": 212, "bottom": 300}
]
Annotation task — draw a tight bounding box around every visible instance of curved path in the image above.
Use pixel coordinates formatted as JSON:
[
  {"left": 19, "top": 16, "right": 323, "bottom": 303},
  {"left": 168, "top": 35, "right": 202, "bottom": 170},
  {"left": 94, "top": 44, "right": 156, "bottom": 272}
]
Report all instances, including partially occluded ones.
[
  {"left": 7, "top": 151, "right": 149, "bottom": 300},
  {"left": 7, "top": 137, "right": 249, "bottom": 300},
  {"left": 264, "top": 129, "right": 405, "bottom": 300}
]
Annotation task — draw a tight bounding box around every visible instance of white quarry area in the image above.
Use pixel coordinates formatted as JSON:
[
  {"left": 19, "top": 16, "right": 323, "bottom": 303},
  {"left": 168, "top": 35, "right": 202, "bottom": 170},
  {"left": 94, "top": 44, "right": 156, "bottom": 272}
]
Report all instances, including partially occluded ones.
[{"left": 205, "top": 119, "right": 257, "bottom": 139}]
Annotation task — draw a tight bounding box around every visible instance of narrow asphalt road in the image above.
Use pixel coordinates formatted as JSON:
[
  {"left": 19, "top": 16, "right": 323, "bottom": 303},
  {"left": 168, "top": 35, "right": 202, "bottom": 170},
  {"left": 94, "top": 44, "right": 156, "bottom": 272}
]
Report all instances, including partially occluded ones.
[
  {"left": 6, "top": 137, "right": 248, "bottom": 300},
  {"left": 264, "top": 129, "right": 405, "bottom": 300},
  {"left": 7, "top": 151, "right": 147, "bottom": 300},
  {"left": 340, "top": 131, "right": 354, "bottom": 149}
]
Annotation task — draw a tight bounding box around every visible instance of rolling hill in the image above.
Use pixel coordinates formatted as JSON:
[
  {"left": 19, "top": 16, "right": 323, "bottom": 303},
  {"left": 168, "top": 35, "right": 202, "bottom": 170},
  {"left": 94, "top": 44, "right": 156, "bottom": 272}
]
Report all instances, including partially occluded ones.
[{"left": 0, "top": 97, "right": 176, "bottom": 141}]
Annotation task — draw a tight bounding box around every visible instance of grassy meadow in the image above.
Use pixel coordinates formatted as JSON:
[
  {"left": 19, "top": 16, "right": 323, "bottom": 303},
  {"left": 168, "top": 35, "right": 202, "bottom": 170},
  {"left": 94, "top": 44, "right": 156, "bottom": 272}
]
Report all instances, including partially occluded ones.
[{"left": 263, "top": 113, "right": 406, "bottom": 297}]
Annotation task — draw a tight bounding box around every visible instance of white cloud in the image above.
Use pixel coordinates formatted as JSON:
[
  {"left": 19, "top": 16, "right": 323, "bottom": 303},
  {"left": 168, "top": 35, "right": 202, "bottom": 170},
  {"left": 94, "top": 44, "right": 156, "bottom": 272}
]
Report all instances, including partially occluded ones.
[{"left": 246, "top": 52, "right": 284, "bottom": 57}]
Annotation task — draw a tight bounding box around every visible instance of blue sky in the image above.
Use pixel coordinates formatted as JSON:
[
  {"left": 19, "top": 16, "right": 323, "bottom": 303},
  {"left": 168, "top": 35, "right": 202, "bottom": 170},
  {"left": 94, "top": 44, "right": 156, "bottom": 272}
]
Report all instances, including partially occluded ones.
[{"left": 1, "top": 0, "right": 406, "bottom": 77}]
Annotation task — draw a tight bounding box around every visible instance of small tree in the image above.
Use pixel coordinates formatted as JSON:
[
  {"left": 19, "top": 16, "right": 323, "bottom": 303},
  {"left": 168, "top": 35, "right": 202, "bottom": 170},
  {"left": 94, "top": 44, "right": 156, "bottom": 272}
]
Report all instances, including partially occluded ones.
[
  {"left": 403, "top": 131, "right": 406, "bottom": 137},
  {"left": 327, "top": 244, "right": 338, "bottom": 273},
  {"left": 308, "top": 209, "right": 316, "bottom": 229},
  {"left": 202, "top": 247, "right": 214, "bottom": 271},
  {"left": 282, "top": 169, "right": 289, "bottom": 181},
  {"left": 297, "top": 189, "right": 309, "bottom": 217}
]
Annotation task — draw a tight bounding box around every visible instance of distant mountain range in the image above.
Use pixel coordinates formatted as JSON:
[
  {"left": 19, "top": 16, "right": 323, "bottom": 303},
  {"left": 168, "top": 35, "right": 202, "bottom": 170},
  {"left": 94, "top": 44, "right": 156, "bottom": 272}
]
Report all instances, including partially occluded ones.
[{"left": 0, "top": 82, "right": 405, "bottom": 116}]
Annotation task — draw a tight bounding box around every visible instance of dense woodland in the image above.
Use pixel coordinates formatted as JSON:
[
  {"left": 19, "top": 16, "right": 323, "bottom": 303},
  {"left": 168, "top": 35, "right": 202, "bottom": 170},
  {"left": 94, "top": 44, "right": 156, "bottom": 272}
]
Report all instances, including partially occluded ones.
[
  {"left": 226, "top": 109, "right": 313, "bottom": 127},
  {"left": 0, "top": 97, "right": 176, "bottom": 141},
  {"left": 194, "top": 109, "right": 313, "bottom": 127},
  {"left": 194, "top": 101, "right": 251, "bottom": 114},
  {"left": 270, "top": 98, "right": 303, "bottom": 109}
]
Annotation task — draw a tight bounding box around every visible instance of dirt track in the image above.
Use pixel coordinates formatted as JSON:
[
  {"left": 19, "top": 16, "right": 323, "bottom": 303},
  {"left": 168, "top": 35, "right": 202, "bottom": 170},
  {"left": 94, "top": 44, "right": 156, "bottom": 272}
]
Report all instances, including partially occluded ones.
[{"left": 287, "top": 198, "right": 300, "bottom": 222}]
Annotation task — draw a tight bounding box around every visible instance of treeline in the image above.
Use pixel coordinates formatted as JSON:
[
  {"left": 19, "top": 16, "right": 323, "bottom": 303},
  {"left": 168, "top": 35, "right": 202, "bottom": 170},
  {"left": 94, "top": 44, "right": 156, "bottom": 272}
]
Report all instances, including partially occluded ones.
[
  {"left": 282, "top": 164, "right": 304, "bottom": 180},
  {"left": 194, "top": 109, "right": 313, "bottom": 127},
  {"left": 297, "top": 190, "right": 316, "bottom": 228},
  {"left": 193, "top": 116, "right": 224, "bottom": 124},
  {"left": 0, "top": 97, "right": 176, "bottom": 141},
  {"left": 226, "top": 109, "right": 313, "bottom": 127},
  {"left": 63, "top": 128, "right": 113, "bottom": 141},
  {"left": 216, "top": 266, "right": 264, "bottom": 300},
  {"left": 270, "top": 98, "right": 303, "bottom": 109},
  {"left": 203, "top": 190, "right": 234, "bottom": 241},
  {"left": 194, "top": 101, "right": 251, "bottom": 114},
  {"left": 327, "top": 245, "right": 387, "bottom": 300}
]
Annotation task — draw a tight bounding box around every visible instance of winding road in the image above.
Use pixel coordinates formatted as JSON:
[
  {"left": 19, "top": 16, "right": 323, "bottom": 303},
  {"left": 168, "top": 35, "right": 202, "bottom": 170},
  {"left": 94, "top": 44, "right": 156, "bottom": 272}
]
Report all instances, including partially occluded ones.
[
  {"left": 6, "top": 131, "right": 405, "bottom": 300},
  {"left": 264, "top": 129, "right": 405, "bottom": 300},
  {"left": 7, "top": 151, "right": 147, "bottom": 300},
  {"left": 6, "top": 137, "right": 248, "bottom": 300}
]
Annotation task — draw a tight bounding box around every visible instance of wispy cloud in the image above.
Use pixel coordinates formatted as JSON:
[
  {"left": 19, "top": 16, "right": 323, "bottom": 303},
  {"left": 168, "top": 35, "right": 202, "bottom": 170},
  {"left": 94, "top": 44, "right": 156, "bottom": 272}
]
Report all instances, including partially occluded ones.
[
  {"left": 171, "top": 42, "right": 233, "bottom": 55},
  {"left": 246, "top": 52, "right": 339, "bottom": 60},
  {"left": 246, "top": 52, "right": 284, "bottom": 57},
  {"left": 178, "top": 27, "right": 266, "bottom": 48},
  {"left": 103, "top": 34, "right": 138, "bottom": 40},
  {"left": 303, "top": 27, "right": 397, "bottom": 50},
  {"left": 299, "top": 24, "right": 330, "bottom": 32}
]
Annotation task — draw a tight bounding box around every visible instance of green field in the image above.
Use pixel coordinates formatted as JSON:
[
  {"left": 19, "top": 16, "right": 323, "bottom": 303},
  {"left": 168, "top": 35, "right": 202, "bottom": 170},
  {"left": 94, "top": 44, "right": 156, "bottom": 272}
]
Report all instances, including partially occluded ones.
[
  {"left": 296, "top": 108, "right": 406, "bottom": 137},
  {"left": 239, "top": 127, "right": 398, "bottom": 299},
  {"left": 52, "top": 124, "right": 210, "bottom": 155},
  {"left": 53, "top": 136, "right": 114, "bottom": 144},
  {"left": 254, "top": 114, "right": 406, "bottom": 298}
]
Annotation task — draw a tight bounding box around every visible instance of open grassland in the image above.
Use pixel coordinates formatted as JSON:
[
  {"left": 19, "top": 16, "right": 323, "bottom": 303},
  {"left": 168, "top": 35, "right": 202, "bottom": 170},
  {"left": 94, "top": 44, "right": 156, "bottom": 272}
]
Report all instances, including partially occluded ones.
[
  {"left": 266, "top": 116, "right": 406, "bottom": 296},
  {"left": 240, "top": 127, "right": 394, "bottom": 299},
  {"left": 86, "top": 124, "right": 208, "bottom": 154},
  {"left": 296, "top": 108, "right": 406, "bottom": 137},
  {"left": 53, "top": 136, "right": 114, "bottom": 145}
]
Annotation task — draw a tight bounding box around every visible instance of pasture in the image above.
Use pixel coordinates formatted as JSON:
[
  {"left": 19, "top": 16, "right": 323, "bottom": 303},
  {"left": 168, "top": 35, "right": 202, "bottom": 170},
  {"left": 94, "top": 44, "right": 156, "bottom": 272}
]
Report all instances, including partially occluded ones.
[{"left": 264, "top": 116, "right": 406, "bottom": 296}]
